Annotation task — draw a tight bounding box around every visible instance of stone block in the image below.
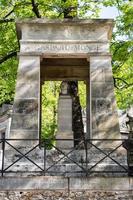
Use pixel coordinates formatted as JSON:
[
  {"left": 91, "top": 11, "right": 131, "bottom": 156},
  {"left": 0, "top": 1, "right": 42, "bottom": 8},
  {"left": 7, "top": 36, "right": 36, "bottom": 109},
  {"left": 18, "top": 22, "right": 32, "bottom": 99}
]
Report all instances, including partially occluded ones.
[
  {"left": 97, "top": 43, "right": 109, "bottom": 52},
  {"left": 91, "top": 68, "right": 113, "bottom": 82},
  {"left": 92, "top": 130, "right": 121, "bottom": 140},
  {"left": 96, "top": 113, "right": 120, "bottom": 132},
  {"left": 15, "top": 82, "right": 39, "bottom": 98},
  {"left": 91, "top": 109, "right": 120, "bottom": 140},
  {"left": 17, "top": 68, "right": 39, "bottom": 82},
  {"left": 91, "top": 82, "right": 115, "bottom": 98},
  {"left": 70, "top": 177, "right": 130, "bottom": 190},
  {"left": 9, "top": 130, "right": 38, "bottom": 139},
  {"left": 90, "top": 56, "right": 113, "bottom": 83},
  {"left": 11, "top": 113, "right": 38, "bottom": 130},
  {"left": 90, "top": 56, "right": 112, "bottom": 69},
  {"left": 13, "top": 99, "right": 38, "bottom": 114},
  {"left": 5, "top": 138, "right": 38, "bottom": 149},
  {"left": 19, "top": 55, "right": 40, "bottom": 66},
  {"left": 17, "top": 56, "right": 40, "bottom": 81},
  {"left": 91, "top": 68, "right": 106, "bottom": 82},
  {"left": 96, "top": 98, "right": 112, "bottom": 114},
  {"left": 22, "top": 23, "right": 108, "bottom": 41},
  {"left": 0, "top": 176, "right": 68, "bottom": 190},
  {"left": 91, "top": 132, "right": 122, "bottom": 149},
  {"left": 56, "top": 132, "right": 74, "bottom": 149}
]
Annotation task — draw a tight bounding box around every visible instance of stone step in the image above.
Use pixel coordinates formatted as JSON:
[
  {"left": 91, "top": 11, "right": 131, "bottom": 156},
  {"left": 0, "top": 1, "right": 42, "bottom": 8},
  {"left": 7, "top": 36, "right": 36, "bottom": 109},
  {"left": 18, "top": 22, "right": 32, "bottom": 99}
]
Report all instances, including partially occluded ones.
[
  {"left": 1, "top": 163, "right": 128, "bottom": 177},
  {"left": 0, "top": 176, "right": 133, "bottom": 190}
]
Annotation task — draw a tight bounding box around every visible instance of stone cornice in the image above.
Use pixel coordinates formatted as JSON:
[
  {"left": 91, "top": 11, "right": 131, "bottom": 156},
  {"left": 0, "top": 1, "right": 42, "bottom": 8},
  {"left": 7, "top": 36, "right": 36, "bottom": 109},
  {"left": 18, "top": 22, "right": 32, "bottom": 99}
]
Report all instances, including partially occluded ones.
[
  {"left": 16, "top": 18, "right": 114, "bottom": 41},
  {"left": 16, "top": 18, "right": 114, "bottom": 25}
]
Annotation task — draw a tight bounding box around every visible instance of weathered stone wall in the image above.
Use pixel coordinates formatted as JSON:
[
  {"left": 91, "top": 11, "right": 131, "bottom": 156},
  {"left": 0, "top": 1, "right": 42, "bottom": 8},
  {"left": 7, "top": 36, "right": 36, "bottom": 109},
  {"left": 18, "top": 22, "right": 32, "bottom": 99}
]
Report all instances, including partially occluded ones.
[
  {"left": 0, "top": 190, "right": 133, "bottom": 200},
  {"left": 9, "top": 55, "right": 40, "bottom": 146},
  {"left": 90, "top": 56, "right": 120, "bottom": 140}
]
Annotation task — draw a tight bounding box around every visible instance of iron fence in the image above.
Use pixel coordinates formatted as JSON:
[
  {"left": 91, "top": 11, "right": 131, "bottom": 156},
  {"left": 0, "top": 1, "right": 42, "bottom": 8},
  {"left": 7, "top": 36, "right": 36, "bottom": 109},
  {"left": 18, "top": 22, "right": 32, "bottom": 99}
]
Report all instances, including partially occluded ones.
[{"left": 0, "top": 134, "right": 131, "bottom": 177}]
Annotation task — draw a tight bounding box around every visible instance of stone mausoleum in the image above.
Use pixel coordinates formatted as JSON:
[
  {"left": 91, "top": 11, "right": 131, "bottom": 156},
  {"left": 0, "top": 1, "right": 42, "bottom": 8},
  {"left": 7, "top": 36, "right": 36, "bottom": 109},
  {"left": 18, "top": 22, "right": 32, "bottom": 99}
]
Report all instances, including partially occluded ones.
[
  {"left": 1, "top": 18, "right": 133, "bottom": 194},
  {"left": 9, "top": 18, "right": 120, "bottom": 146}
]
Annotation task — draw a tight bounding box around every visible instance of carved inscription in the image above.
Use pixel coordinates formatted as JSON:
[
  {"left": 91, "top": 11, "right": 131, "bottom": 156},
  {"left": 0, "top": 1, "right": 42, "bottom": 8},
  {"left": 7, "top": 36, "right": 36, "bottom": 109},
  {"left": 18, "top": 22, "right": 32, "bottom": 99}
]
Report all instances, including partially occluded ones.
[
  {"left": 21, "top": 42, "right": 109, "bottom": 53},
  {"left": 21, "top": 43, "right": 100, "bottom": 53}
]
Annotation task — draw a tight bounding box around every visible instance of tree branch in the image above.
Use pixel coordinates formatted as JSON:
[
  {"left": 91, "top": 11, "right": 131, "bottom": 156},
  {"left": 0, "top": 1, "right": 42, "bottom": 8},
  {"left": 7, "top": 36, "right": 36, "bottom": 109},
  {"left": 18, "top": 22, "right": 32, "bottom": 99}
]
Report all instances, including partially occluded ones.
[
  {"left": 0, "top": 51, "right": 17, "bottom": 65},
  {"left": 114, "top": 77, "right": 133, "bottom": 89},
  {"left": 0, "top": 18, "right": 14, "bottom": 23},
  {"left": 4, "top": 9, "right": 14, "bottom": 19},
  {"left": 115, "top": 0, "right": 121, "bottom": 16},
  {"left": 0, "top": 2, "right": 30, "bottom": 23},
  {"left": 31, "top": 0, "right": 41, "bottom": 18},
  {"left": 113, "top": 77, "right": 119, "bottom": 89}
]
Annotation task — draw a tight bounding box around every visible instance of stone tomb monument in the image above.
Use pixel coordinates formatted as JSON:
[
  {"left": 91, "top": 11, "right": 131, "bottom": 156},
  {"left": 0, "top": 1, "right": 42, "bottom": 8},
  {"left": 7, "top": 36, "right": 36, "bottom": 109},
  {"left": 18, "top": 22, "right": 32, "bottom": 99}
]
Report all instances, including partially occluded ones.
[
  {"left": 9, "top": 19, "right": 120, "bottom": 148},
  {"left": 56, "top": 81, "right": 73, "bottom": 149}
]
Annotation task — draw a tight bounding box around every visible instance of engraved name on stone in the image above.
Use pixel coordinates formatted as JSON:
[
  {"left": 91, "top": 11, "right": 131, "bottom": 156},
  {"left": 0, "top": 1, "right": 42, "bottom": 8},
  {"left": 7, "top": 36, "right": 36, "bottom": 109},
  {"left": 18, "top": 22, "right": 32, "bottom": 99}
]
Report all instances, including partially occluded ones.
[{"left": 22, "top": 43, "right": 98, "bottom": 53}]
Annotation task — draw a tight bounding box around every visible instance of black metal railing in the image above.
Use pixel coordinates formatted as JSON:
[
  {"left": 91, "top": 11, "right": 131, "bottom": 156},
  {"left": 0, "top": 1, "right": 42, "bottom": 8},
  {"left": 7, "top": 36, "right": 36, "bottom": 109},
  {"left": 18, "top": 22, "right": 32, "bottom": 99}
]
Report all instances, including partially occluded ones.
[{"left": 0, "top": 134, "right": 132, "bottom": 177}]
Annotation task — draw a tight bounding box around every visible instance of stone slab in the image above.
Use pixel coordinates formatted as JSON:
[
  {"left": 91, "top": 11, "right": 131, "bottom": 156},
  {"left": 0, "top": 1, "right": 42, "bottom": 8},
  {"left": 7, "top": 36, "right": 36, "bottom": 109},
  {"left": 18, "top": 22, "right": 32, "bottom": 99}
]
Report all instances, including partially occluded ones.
[
  {"left": 0, "top": 177, "right": 133, "bottom": 191},
  {"left": 0, "top": 177, "right": 68, "bottom": 191},
  {"left": 20, "top": 24, "right": 110, "bottom": 41},
  {"left": 70, "top": 177, "right": 133, "bottom": 191}
]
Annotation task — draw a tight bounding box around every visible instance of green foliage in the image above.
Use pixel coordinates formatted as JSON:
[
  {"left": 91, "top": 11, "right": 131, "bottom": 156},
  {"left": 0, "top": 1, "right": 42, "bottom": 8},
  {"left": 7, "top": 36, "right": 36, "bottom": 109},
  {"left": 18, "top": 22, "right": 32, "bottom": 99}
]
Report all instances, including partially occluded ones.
[
  {"left": 0, "top": 58, "right": 18, "bottom": 105},
  {"left": 78, "top": 81, "right": 86, "bottom": 109},
  {"left": 110, "top": 0, "right": 133, "bottom": 109},
  {"left": 41, "top": 81, "right": 61, "bottom": 140}
]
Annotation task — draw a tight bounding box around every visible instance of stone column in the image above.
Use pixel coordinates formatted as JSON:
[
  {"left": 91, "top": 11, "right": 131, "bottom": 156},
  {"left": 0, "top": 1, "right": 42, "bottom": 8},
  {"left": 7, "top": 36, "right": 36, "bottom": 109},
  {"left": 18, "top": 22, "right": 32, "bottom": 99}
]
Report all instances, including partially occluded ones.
[
  {"left": 9, "top": 55, "right": 40, "bottom": 147},
  {"left": 89, "top": 55, "right": 120, "bottom": 141}
]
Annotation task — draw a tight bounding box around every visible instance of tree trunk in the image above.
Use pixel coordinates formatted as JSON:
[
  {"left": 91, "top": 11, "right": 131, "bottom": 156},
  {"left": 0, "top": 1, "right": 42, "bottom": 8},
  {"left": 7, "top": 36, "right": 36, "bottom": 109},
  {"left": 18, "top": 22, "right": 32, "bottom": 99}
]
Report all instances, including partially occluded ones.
[{"left": 68, "top": 81, "right": 84, "bottom": 147}]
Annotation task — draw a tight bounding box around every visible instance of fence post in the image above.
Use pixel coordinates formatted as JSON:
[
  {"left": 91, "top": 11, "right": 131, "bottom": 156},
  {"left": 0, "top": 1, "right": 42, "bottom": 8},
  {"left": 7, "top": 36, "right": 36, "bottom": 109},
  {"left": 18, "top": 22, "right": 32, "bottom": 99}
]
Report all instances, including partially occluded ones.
[
  {"left": 126, "top": 115, "right": 133, "bottom": 176},
  {"left": 0, "top": 128, "right": 6, "bottom": 177}
]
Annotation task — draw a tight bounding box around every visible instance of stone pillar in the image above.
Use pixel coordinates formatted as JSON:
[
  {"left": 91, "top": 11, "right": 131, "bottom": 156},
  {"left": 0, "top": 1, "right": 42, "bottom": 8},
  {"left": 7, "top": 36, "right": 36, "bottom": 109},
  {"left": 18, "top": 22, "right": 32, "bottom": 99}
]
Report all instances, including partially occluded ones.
[
  {"left": 9, "top": 55, "right": 40, "bottom": 147},
  {"left": 89, "top": 55, "right": 120, "bottom": 141},
  {"left": 56, "top": 82, "right": 73, "bottom": 149}
]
